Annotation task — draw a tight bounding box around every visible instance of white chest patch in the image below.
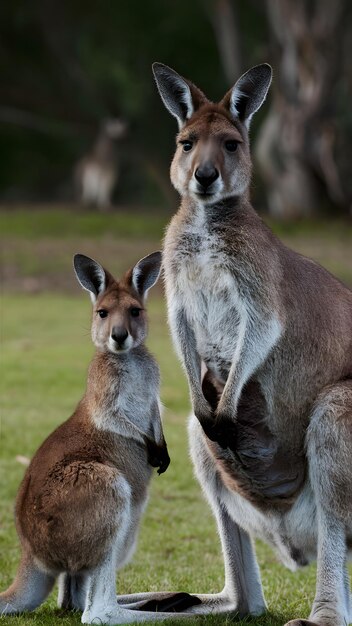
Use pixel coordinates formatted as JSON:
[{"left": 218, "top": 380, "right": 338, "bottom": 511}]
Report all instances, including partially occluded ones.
[
  {"left": 166, "top": 213, "right": 245, "bottom": 379},
  {"left": 92, "top": 355, "right": 160, "bottom": 441}
]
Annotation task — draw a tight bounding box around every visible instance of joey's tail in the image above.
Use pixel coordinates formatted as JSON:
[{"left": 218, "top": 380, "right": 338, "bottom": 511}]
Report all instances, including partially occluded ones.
[{"left": 0, "top": 550, "right": 55, "bottom": 614}]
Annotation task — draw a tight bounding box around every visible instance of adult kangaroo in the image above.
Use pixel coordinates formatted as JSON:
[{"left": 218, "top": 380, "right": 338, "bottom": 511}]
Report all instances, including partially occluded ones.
[{"left": 122, "top": 64, "right": 352, "bottom": 625}]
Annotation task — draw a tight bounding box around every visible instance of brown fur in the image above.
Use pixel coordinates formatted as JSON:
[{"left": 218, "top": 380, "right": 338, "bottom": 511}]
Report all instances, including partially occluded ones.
[
  {"left": 0, "top": 253, "right": 170, "bottom": 622},
  {"left": 202, "top": 375, "right": 305, "bottom": 510},
  {"left": 15, "top": 398, "right": 150, "bottom": 574}
]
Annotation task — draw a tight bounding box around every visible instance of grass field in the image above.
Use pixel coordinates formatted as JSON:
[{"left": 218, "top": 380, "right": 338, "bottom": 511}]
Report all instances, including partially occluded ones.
[{"left": 1, "top": 207, "right": 351, "bottom": 625}]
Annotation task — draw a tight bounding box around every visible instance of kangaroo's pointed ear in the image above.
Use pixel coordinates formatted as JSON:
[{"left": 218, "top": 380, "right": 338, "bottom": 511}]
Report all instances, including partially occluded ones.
[
  {"left": 131, "top": 251, "right": 162, "bottom": 301},
  {"left": 221, "top": 64, "right": 272, "bottom": 129},
  {"left": 73, "top": 254, "right": 107, "bottom": 303},
  {"left": 152, "top": 63, "right": 207, "bottom": 129}
]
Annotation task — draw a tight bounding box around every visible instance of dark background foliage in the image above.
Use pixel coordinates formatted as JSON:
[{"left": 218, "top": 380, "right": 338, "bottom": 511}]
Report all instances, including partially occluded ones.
[{"left": 1, "top": 1, "right": 351, "bottom": 217}]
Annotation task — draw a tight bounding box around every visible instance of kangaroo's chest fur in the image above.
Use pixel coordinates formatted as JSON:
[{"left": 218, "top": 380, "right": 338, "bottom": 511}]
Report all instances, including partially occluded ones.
[
  {"left": 165, "top": 201, "right": 352, "bottom": 513},
  {"left": 164, "top": 204, "right": 305, "bottom": 509},
  {"left": 165, "top": 209, "right": 250, "bottom": 381},
  {"left": 164, "top": 205, "right": 281, "bottom": 384}
]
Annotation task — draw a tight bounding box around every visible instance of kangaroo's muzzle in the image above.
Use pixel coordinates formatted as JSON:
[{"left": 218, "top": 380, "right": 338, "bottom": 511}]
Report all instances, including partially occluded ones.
[{"left": 194, "top": 163, "right": 219, "bottom": 193}]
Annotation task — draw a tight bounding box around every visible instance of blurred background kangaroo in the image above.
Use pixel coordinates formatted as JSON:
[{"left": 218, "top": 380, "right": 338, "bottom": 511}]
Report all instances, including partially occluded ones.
[
  {"left": 0, "top": 251, "right": 180, "bottom": 625},
  {"left": 75, "top": 118, "right": 127, "bottom": 210},
  {"left": 119, "top": 64, "right": 352, "bottom": 626}
]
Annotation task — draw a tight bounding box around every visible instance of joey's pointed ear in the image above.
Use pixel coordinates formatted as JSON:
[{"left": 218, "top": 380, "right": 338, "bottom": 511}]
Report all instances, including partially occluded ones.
[
  {"left": 73, "top": 254, "right": 107, "bottom": 303},
  {"left": 221, "top": 64, "right": 272, "bottom": 129},
  {"left": 131, "top": 251, "right": 162, "bottom": 301},
  {"left": 152, "top": 62, "right": 207, "bottom": 129}
]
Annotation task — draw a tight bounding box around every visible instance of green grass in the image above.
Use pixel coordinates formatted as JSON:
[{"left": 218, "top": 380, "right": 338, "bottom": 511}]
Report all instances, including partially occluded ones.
[
  {"left": 1, "top": 293, "right": 349, "bottom": 626},
  {"left": 1, "top": 207, "right": 351, "bottom": 625},
  {"left": 1, "top": 208, "right": 351, "bottom": 242},
  {"left": 1, "top": 209, "right": 351, "bottom": 292},
  {"left": 0, "top": 207, "right": 169, "bottom": 240}
]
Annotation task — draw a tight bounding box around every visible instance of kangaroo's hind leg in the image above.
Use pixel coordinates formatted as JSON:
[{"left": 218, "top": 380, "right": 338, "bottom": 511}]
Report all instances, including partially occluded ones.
[
  {"left": 286, "top": 380, "right": 352, "bottom": 626},
  {"left": 118, "top": 414, "right": 266, "bottom": 618},
  {"left": 0, "top": 548, "right": 55, "bottom": 614}
]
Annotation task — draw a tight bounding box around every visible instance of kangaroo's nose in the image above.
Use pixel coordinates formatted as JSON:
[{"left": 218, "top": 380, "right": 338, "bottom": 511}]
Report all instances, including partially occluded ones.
[
  {"left": 111, "top": 328, "right": 128, "bottom": 347},
  {"left": 195, "top": 164, "right": 219, "bottom": 190}
]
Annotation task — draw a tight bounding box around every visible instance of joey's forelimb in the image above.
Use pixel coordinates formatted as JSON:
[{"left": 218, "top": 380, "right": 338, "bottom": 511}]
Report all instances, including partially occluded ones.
[{"left": 145, "top": 438, "right": 170, "bottom": 475}]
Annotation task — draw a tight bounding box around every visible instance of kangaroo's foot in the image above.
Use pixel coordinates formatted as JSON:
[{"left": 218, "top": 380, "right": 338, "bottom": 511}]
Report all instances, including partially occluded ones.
[
  {"left": 285, "top": 620, "right": 348, "bottom": 626},
  {"left": 117, "top": 590, "right": 262, "bottom": 617},
  {"left": 285, "top": 621, "right": 320, "bottom": 626},
  {"left": 82, "top": 604, "right": 196, "bottom": 624}
]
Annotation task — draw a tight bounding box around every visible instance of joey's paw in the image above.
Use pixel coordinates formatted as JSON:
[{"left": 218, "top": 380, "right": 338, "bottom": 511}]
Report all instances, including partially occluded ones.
[
  {"left": 156, "top": 444, "right": 170, "bottom": 475},
  {"left": 146, "top": 439, "right": 170, "bottom": 475}
]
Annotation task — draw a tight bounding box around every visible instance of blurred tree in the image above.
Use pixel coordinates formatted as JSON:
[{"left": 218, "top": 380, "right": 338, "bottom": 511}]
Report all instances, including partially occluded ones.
[
  {"left": 0, "top": 0, "right": 223, "bottom": 205},
  {"left": 255, "top": 0, "right": 352, "bottom": 218},
  {"left": 0, "top": 0, "right": 351, "bottom": 216},
  {"left": 202, "top": 0, "right": 242, "bottom": 83}
]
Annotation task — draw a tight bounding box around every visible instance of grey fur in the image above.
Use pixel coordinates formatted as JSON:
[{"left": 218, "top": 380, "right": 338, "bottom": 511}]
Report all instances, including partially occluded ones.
[
  {"left": 229, "top": 64, "right": 272, "bottom": 126},
  {"left": 74, "top": 253, "right": 106, "bottom": 299},
  {"left": 131, "top": 251, "right": 162, "bottom": 300},
  {"left": 120, "top": 64, "right": 352, "bottom": 625},
  {"left": 152, "top": 63, "right": 194, "bottom": 128}
]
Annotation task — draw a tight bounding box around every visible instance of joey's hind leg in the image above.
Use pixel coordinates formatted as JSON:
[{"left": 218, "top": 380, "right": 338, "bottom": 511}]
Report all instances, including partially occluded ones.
[
  {"left": 81, "top": 549, "right": 124, "bottom": 625},
  {"left": 82, "top": 550, "right": 196, "bottom": 624},
  {"left": 286, "top": 381, "right": 352, "bottom": 626},
  {"left": 0, "top": 549, "right": 55, "bottom": 614},
  {"left": 57, "top": 573, "right": 86, "bottom": 611}
]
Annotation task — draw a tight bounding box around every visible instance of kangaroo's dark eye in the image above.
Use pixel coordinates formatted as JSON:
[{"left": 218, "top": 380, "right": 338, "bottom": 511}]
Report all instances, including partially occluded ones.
[
  {"left": 225, "top": 140, "right": 238, "bottom": 152},
  {"left": 181, "top": 141, "right": 193, "bottom": 153},
  {"left": 130, "top": 307, "right": 142, "bottom": 318},
  {"left": 97, "top": 309, "right": 108, "bottom": 319}
]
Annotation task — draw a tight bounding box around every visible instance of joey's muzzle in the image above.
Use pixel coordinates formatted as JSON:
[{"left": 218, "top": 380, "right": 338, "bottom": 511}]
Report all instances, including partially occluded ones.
[{"left": 110, "top": 327, "right": 129, "bottom": 351}]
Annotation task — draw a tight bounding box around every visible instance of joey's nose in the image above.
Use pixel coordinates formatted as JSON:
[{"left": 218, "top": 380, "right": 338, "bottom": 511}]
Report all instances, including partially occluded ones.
[
  {"left": 195, "top": 164, "right": 219, "bottom": 190},
  {"left": 111, "top": 328, "right": 128, "bottom": 347}
]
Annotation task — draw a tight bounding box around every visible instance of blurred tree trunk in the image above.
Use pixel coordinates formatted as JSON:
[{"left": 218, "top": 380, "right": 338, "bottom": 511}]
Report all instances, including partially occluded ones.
[
  {"left": 255, "top": 0, "right": 347, "bottom": 218},
  {"left": 210, "top": 0, "right": 242, "bottom": 83},
  {"left": 202, "top": 0, "right": 242, "bottom": 84}
]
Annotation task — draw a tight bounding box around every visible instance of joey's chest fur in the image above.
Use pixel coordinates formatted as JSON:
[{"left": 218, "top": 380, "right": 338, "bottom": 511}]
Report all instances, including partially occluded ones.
[{"left": 91, "top": 349, "right": 160, "bottom": 440}]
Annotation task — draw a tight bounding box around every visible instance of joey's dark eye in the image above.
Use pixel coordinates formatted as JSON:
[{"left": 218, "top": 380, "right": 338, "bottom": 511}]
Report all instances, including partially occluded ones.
[
  {"left": 225, "top": 140, "right": 238, "bottom": 152},
  {"left": 181, "top": 141, "right": 193, "bottom": 153},
  {"left": 97, "top": 309, "right": 108, "bottom": 319},
  {"left": 130, "top": 307, "right": 142, "bottom": 318}
]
